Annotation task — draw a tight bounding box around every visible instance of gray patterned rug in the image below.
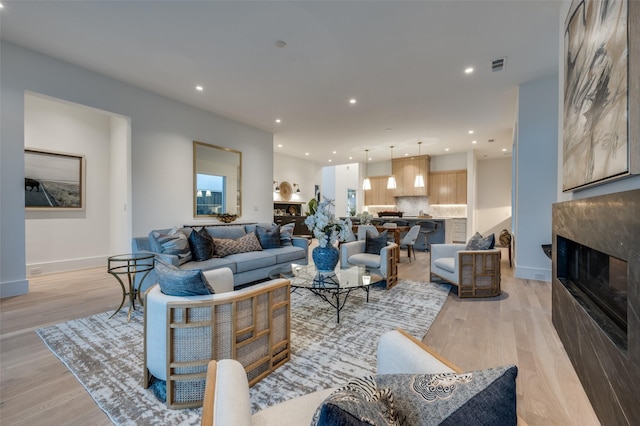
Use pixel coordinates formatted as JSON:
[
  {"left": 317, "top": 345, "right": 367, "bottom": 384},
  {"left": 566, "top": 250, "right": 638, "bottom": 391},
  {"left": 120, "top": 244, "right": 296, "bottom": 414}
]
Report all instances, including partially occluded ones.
[{"left": 36, "top": 279, "right": 450, "bottom": 425}]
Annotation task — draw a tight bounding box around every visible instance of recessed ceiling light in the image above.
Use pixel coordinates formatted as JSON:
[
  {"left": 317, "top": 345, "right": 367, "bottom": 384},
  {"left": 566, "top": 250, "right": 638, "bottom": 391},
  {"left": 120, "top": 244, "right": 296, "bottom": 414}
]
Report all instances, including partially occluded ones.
[
  {"left": 305, "top": 152, "right": 309, "bottom": 156},
  {"left": 445, "top": 148, "right": 450, "bottom": 152},
  {"left": 385, "top": 128, "right": 392, "bottom": 132},
  {"left": 277, "top": 144, "right": 283, "bottom": 148},
  {"left": 275, "top": 118, "right": 281, "bottom": 123},
  {"left": 0, "top": 3, "right": 4, "bottom": 9},
  {"left": 502, "top": 148, "right": 507, "bottom": 152},
  {"left": 349, "top": 156, "right": 353, "bottom": 160},
  {"left": 465, "top": 67, "right": 474, "bottom": 74},
  {"left": 472, "top": 140, "right": 477, "bottom": 144},
  {"left": 328, "top": 159, "right": 332, "bottom": 162},
  {"left": 332, "top": 151, "right": 337, "bottom": 154},
  {"left": 349, "top": 99, "right": 357, "bottom": 104},
  {"left": 195, "top": 85, "right": 204, "bottom": 91},
  {"left": 404, "top": 153, "right": 409, "bottom": 156},
  {"left": 468, "top": 130, "right": 474, "bottom": 134}
]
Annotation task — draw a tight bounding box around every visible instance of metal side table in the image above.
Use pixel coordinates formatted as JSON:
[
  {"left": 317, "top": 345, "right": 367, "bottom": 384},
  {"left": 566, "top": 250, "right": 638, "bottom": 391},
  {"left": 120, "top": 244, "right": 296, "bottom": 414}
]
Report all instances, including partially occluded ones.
[{"left": 107, "top": 253, "right": 154, "bottom": 321}]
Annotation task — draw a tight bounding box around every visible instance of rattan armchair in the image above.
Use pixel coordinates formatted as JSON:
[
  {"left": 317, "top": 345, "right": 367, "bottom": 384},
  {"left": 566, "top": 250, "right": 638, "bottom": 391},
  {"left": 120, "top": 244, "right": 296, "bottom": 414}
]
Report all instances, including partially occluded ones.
[{"left": 143, "top": 268, "right": 291, "bottom": 409}]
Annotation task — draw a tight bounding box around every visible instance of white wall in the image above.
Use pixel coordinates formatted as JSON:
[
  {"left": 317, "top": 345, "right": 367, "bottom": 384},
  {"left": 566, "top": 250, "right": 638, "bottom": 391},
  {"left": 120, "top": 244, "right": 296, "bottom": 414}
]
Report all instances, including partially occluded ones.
[
  {"left": 332, "top": 163, "right": 360, "bottom": 217},
  {"left": 1, "top": 42, "right": 274, "bottom": 297},
  {"left": 476, "top": 158, "right": 512, "bottom": 234},
  {"left": 513, "top": 76, "right": 558, "bottom": 282},
  {"left": 273, "top": 152, "right": 322, "bottom": 213},
  {"left": 430, "top": 152, "right": 467, "bottom": 172},
  {"left": 24, "top": 94, "right": 118, "bottom": 275}
]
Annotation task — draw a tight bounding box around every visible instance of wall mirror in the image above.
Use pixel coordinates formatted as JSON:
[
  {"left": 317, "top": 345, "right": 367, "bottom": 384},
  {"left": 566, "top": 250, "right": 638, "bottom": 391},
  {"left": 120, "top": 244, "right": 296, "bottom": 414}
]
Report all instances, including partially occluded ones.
[{"left": 193, "top": 141, "right": 241, "bottom": 218}]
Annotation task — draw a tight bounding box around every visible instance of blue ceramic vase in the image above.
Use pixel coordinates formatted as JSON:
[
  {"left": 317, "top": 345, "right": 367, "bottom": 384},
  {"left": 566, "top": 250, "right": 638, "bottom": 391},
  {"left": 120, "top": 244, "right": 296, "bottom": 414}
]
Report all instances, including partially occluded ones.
[{"left": 312, "top": 245, "right": 340, "bottom": 273}]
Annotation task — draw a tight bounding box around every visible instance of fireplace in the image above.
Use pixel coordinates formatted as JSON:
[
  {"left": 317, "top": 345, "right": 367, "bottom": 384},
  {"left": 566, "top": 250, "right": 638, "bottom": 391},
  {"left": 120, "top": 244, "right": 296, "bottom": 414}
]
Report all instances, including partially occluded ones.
[{"left": 552, "top": 189, "right": 640, "bottom": 425}]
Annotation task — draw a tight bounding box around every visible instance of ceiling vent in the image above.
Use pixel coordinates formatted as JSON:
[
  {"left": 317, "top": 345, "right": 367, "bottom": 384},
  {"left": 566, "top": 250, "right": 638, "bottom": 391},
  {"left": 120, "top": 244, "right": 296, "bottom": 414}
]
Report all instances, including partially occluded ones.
[{"left": 491, "top": 57, "right": 506, "bottom": 72}]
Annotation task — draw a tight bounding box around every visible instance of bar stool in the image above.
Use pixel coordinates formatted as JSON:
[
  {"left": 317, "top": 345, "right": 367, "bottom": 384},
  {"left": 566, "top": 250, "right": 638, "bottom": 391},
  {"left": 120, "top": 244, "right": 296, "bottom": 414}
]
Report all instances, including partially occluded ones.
[{"left": 417, "top": 220, "right": 438, "bottom": 252}]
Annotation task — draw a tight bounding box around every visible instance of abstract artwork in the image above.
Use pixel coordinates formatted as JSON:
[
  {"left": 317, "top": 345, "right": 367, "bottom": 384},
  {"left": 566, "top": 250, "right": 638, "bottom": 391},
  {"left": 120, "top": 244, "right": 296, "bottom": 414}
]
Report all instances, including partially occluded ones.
[
  {"left": 563, "top": 0, "right": 630, "bottom": 191},
  {"left": 24, "top": 148, "right": 85, "bottom": 210}
]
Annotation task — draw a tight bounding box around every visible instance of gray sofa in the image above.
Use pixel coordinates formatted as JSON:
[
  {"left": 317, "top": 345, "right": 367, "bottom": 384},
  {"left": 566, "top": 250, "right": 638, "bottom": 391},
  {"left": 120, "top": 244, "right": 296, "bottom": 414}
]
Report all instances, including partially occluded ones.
[{"left": 132, "top": 223, "right": 308, "bottom": 290}]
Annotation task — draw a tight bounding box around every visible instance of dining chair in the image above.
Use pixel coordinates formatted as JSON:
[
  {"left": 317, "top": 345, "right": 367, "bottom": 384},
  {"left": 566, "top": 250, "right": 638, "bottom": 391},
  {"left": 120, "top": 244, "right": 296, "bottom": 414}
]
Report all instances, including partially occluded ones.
[{"left": 399, "top": 225, "right": 421, "bottom": 261}]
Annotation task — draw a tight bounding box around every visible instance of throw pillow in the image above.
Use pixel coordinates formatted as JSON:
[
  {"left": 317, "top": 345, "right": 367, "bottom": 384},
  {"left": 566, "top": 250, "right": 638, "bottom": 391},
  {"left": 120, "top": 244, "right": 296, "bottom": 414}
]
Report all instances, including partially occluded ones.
[
  {"left": 151, "top": 228, "right": 192, "bottom": 265},
  {"left": 365, "top": 230, "right": 388, "bottom": 254},
  {"left": 279, "top": 222, "right": 296, "bottom": 246},
  {"left": 213, "top": 232, "right": 263, "bottom": 257},
  {"left": 466, "top": 232, "right": 495, "bottom": 250},
  {"left": 155, "top": 261, "right": 214, "bottom": 296},
  {"left": 256, "top": 225, "right": 281, "bottom": 249},
  {"left": 311, "top": 365, "right": 518, "bottom": 426},
  {"left": 188, "top": 227, "right": 215, "bottom": 261}
]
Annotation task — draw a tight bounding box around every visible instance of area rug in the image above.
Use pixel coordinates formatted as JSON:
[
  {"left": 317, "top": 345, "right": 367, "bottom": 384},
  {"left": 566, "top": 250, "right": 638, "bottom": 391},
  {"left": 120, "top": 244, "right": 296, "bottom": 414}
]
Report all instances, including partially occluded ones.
[{"left": 36, "top": 279, "right": 450, "bottom": 425}]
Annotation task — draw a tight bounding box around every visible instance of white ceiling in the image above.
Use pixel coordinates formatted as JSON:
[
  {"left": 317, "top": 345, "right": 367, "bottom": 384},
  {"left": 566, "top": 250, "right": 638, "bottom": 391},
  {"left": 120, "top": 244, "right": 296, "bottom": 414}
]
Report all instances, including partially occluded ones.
[{"left": 0, "top": 0, "right": 562, "bottom": 166}]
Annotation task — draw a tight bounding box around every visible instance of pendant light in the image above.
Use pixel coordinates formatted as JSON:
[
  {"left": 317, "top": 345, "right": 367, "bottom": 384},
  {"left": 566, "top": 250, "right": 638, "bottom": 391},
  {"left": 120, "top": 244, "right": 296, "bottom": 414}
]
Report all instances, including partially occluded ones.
[
  {"left": 414, "top": 141, "right": 425, "bottom": 188},
  {"left": 387, "top": 146, "right": 397, "bottom": 189},
  {"left": 362, "top": 149, "right": 371, "bottom": 190}
]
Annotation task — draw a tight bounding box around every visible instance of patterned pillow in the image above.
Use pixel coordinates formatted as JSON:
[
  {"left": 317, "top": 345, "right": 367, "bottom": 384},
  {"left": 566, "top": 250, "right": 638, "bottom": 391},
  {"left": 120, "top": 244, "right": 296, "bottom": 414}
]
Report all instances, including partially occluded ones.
[
  {"left": 256, "top": 225, "right": 281, "bottom": 249},
  {"left": 213, "top": 232, "right": 262, "bottom": 257},
  {"left": 365, "top": 230, "right": 388, "bottom": 254},
  {"left": 311, "top": 365, "right": 518, "bottom": 426},
  {"left": 188, "top": 227, "right": 215, "bottom": 261},
  {"left": 150, "top": 228, "right": 192, "bottom": 265},
  {"left": 279, "top": 222, "right": 296, "bottom": 246},
  {"left": 155, "top": 261, "right": 214, "bottom": 296},
  {"left": 466, "top": 232, "right": 495, "bottom": 250}
]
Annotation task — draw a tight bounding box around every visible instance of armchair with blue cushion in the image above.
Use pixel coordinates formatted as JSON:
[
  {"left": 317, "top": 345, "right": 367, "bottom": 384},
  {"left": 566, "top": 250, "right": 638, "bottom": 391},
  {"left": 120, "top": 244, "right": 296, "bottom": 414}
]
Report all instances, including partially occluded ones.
[
  {"left": 430, "top": 232, "right": 501, "bottom": 298},
  {"left": 340, "top": 230, "right": 398, "bottom": 289}
]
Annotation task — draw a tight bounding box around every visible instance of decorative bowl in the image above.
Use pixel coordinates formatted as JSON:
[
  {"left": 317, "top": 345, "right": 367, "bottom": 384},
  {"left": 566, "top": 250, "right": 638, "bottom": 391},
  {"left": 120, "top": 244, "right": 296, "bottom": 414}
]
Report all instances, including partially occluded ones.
[{"left": 217, "top": 214, "right": 238, "bottom": 223}]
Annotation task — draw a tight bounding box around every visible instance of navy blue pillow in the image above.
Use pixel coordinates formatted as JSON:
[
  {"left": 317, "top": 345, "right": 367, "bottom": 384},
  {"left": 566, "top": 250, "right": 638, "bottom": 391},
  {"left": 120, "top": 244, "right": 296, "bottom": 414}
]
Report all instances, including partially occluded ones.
[
  {"left": 155, "top": 261, "right": 214, "bottom": 296},
  {"left": 188, "top": 227, "right": 215, "bottom": 261},
  {"left": 256, "top": 225, "right": 281, "bottom": 249},
  {"left": 365, "top": 230, "right": 387, "bottom": 254}
]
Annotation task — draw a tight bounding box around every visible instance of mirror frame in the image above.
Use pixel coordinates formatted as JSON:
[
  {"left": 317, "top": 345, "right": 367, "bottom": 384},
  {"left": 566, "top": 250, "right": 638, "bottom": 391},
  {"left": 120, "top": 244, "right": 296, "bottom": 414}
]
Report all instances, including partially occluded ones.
[{"left": 193, "top": 141, "right": 242, "bottom": 218}]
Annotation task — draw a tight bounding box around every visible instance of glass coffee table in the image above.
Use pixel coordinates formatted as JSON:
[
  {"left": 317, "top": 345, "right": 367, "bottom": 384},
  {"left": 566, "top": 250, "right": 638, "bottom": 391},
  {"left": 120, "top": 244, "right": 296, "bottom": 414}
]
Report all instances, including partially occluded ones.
[{"left": 270, "top": 263, "right": 382, "bottom": 323}]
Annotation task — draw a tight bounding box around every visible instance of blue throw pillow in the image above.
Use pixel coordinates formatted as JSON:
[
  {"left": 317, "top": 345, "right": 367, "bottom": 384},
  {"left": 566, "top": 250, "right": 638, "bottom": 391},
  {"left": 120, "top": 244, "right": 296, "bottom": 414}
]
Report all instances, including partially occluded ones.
[
  {"left": 466, "top": 232, "right": 495, "bottom": 250},
  {"left": 311, "top": 365, "right": 518, "bottom": 426},
  {"left": 365, "top": 230, "right": 387, "bottom": 254},
  {"left": 256, "top": 225, "right": 281, "bottom": 249},
  {"left": 279, "top": 222, "right": 296, "bottom": 246},
  {"left": 188, "top": 227, "right": 215, "bottom": 261},
  {"left": 155, "top": 261, "right": 214, "bottom": 296}
]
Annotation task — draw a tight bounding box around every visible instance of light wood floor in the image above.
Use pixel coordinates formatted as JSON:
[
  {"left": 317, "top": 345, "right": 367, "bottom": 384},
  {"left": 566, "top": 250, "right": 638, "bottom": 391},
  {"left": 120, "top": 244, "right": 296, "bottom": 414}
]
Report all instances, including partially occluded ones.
[{"left": 1, "top": 248, "right": 600, "bottom": 425}]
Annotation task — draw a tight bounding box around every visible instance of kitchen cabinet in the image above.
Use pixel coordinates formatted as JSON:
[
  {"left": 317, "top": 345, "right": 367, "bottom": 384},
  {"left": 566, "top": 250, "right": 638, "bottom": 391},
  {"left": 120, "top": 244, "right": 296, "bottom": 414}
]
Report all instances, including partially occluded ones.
[
  {"left": 391, "top": 155, "right": 430, "bottom": 196},
  {"left": 429, "top": 170, "right": 467, "bottom": 204},
  {"left": 364, "top": 176, "right": 395, "bottom": 206},
  {"left": 445, "top": 218, "right": 467, "bottom": 243}
]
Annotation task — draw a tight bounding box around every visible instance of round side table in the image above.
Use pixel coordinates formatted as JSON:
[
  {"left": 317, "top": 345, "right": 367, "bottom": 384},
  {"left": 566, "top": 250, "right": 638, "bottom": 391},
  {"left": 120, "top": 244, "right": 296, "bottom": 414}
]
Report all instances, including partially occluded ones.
[{"left": 107, "top": 253, "right": 155, "bottom": 321}]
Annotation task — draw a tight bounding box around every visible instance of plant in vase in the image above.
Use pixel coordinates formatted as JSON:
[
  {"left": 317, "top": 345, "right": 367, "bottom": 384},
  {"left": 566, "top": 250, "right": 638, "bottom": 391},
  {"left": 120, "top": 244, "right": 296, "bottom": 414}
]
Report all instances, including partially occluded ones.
[{"left": 304, "top": 198, "right": 351, "bottom": 272}]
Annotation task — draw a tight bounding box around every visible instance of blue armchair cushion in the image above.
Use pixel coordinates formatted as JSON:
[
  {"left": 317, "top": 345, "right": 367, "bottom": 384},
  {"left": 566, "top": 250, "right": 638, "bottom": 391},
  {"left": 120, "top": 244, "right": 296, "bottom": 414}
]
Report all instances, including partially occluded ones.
[
  {"left": 466, "top": 232, "right": 495, "bottom": 250},
  {"left": 312, "top": 365, "right": 517, "bottom": 426},
  {"left": 188, "top": 227, "right": 215, "bottom": 261},
  {"left": 256, "top": 225, "right": 281, "bottom": 249},
  {"left": 155, "top": 261, "right": 214, "bottom": 296},
  {"left": 150, "top": 228, "right": 192, "bottom": 265},
  {"left": 365, "top": 230, "right": 388, "bottom": 255}
]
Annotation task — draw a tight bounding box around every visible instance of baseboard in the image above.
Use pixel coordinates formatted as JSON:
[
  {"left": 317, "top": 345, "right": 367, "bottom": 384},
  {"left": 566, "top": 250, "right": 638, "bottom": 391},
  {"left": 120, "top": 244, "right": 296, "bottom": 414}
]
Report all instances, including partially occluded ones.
[
  {"left": 514, "top": 265, "right": 551, "bottom": 282},
  {"left": 0, "top": 279, "right": 29, "bottom": 298},
  {"left": 27, "top": 256, "right": 108, "bottom": 277}
]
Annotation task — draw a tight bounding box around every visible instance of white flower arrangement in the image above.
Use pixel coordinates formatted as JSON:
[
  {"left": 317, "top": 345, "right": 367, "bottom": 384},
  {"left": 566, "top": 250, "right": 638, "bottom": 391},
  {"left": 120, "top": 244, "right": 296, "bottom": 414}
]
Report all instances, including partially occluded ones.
[{"left": 304, "top": 198, "right": 352, "bottom": 248}]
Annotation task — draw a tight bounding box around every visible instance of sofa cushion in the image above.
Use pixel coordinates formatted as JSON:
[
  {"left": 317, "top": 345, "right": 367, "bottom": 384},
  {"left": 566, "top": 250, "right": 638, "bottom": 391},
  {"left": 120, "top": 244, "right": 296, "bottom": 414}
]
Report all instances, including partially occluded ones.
[
  {"left": 150, "top": 228, "right": 192, "bottom": 265},
  {"left": 155, "top": 261, "right": 214, "bottom": 296},
  {"left": 466, "top": 232, "right": 495, "bottom": 250},
  {"left": 365, "top": 230, "right": 387, "bottom": 255},
  {"left": 279, "top": 222, "right": 296, "bottom": 246},
  {"left": 205, "top": 225, "right": 247, "bottom": 240},
  {"left": 265, "top": 246, "right": 306, "bottom": 264},
  {"left": 312, "top": 365, "right": 517, "bottom": 426},
  {"left": 213, "top": 233, "right": 262, "bottom": 257},
  {"left": 348, "top": 253, "right": 381, "bottom": 269},
  {"left": 179, "top": 256, "right": 237, "bottom": 274},
  {"left": 188, "top": 227, "right": 215, "bottom": 261},
  {"left": 256, "top": 225, "right": 281, "bottom": 249},
  {"left": 434, "top": 257, "right": 456, "bottom": 274},
  {"left": 226, "top": 250, "right": 277, "bottom": 273}
]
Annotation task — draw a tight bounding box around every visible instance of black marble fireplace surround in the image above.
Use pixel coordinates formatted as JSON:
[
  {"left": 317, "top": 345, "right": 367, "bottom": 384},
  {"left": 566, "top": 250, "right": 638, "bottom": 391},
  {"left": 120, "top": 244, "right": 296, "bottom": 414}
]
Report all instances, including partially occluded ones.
[{"left": 552, "top": 189, "right": 640, "bottom": 425}]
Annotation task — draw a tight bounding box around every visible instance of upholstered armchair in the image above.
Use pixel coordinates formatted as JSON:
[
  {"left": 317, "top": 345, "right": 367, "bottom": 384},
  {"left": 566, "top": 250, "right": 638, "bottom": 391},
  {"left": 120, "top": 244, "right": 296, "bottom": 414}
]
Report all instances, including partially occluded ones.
[
  {"left": 340, "top": 238, "right": 399, "bottom": 289},
  {"left": 430, "top": 243, "right": 501, "bottom": 298},
  {"left": 143, "top": 267, "right": 291, "bottom": 409}
]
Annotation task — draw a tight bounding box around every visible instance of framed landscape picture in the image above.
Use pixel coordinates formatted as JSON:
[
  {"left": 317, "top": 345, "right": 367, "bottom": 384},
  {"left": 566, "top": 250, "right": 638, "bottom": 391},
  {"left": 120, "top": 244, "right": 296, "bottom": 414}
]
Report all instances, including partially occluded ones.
[
  {"left": 24, "top": 148, "right": 85, "bottom": 210},
  {"left": 562, "top": 0, "right": 639, "bottom": 191}
]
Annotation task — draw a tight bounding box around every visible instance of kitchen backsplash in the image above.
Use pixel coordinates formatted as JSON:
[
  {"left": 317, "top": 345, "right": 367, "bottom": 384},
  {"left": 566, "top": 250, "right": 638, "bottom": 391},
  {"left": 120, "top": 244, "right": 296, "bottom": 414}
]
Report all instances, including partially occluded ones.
[{"left": 395, "top": 197, "right": 467, "bottom": 218}]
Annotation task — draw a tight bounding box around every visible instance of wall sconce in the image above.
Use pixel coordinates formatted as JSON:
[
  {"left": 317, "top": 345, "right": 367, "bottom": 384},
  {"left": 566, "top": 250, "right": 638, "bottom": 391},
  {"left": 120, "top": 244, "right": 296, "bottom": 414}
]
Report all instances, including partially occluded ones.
[
  {"left": 294, "top": 183, "right": 301, "bottom": 193},
  {"left": 273, "top": 181, "right": 280, "bottom": 192}
]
